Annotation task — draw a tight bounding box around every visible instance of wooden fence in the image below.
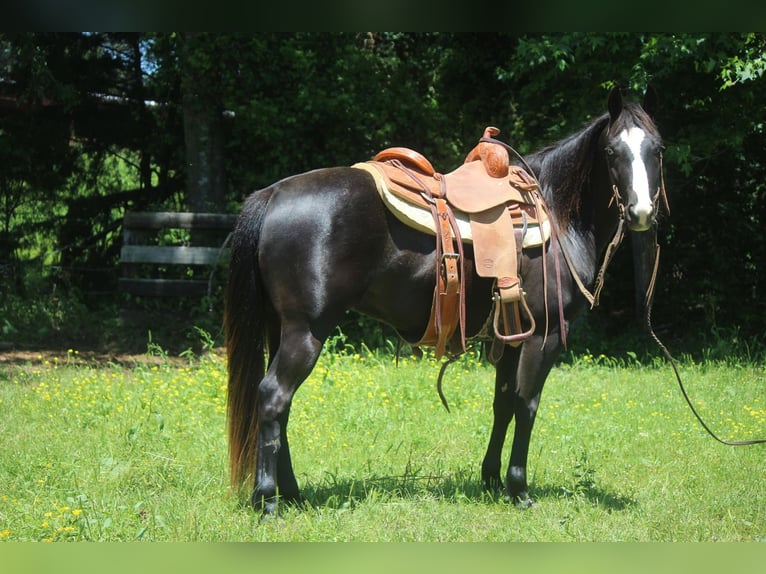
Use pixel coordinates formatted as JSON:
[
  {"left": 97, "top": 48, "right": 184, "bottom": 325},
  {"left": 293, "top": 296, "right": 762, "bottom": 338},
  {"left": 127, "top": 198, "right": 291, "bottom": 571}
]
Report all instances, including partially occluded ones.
[{"left": 119, "top": 211, "right": 238, "bottom": 301}]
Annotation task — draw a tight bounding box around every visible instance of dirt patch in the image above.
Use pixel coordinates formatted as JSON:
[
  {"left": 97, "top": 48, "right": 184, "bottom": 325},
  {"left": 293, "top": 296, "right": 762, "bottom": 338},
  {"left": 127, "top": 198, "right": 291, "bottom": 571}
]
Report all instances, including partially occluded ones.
[{"left": 0, "top": 345, "right": 224, "bottom": 368}]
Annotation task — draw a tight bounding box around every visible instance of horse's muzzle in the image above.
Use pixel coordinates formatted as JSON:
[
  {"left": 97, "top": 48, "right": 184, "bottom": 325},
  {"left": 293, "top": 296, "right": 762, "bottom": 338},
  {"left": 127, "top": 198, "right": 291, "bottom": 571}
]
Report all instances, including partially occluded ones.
[{"left": 627, "top": 203, "right": 654, "bottom": 231}]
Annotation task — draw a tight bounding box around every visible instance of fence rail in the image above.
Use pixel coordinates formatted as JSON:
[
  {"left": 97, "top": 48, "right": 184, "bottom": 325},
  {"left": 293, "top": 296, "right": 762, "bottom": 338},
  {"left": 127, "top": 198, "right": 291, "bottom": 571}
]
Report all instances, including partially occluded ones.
[{"left": 119, "top": 211, "right": 237, "bottom": 299}]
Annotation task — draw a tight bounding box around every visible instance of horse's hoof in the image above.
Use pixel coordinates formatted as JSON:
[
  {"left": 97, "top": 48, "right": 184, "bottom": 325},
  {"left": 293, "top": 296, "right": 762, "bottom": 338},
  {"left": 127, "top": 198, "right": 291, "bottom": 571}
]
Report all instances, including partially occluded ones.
[
  {"left": 482, "top": 474, "right": 504, "bottom": 494},
  {"left": 255, "top": 499, "right": 284, "bottom": 524},
  {"left": 251, "top": 493, "right": 280, "bottom": 516},
  {"left": 259, "top": 511, "right": 284, "bottom": 525},
  {"left": 512, "top": 494, "right": 535, "bottom": 509}
]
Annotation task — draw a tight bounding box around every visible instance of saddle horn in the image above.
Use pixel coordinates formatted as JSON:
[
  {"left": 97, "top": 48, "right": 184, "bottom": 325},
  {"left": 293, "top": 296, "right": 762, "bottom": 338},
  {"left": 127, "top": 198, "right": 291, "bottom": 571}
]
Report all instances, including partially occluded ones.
[{"left": 464, "top": 126, "right": 509, "bottom": 178}]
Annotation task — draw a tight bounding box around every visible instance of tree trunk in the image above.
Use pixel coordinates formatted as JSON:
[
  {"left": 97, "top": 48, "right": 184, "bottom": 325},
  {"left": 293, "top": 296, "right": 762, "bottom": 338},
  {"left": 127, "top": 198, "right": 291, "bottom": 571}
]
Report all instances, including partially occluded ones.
[
  {"left": 183, "top": 102, "right": 225, "bottom": 213},
  {"left": 180, "top": 33, "right": 226, "bottom": 214}
]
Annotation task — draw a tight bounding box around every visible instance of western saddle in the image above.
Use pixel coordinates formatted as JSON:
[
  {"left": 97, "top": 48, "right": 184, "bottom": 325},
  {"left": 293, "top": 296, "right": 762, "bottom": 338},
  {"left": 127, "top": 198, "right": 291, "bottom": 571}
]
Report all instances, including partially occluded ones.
[{"left": 353, "top": 127, "right": 551, "bottom": 359}]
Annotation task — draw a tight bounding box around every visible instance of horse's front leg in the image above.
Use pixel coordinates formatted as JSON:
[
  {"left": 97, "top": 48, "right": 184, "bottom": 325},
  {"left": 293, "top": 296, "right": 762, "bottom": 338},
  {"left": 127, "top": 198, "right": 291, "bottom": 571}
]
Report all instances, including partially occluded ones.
[
  {"left": 481, "top": 345, "right": 521, "bottom": 493},
  {"left": 506, "top": 333, "right": 560, "bottom": 507},
  {"left": 505, "top": 391, "right": 540, "bottom": 507}
]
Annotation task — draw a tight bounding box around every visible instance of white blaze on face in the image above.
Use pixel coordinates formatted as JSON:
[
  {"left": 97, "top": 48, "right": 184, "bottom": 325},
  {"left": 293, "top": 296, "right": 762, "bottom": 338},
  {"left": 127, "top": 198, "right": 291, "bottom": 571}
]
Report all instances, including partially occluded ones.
[{"left": 619, "top": 127, "right": 654, "bottom": 228}]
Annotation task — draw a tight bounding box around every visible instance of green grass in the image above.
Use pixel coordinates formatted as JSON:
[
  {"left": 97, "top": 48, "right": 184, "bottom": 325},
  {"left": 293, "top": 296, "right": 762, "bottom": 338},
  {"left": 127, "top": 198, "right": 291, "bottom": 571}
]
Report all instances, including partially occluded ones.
[{"left": 0, "top": 346, "right": 764, "bottom": 541}]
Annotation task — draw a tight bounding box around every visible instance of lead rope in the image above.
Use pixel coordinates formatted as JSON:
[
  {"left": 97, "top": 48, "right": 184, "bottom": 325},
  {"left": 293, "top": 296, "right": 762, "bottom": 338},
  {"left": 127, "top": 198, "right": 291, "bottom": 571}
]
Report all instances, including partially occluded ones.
[
  {"left": 643, "top": 239, "right": 766, "bottom": 446},
  {"left": 644, "top": 168, "right": 765, "bottom": 445}
]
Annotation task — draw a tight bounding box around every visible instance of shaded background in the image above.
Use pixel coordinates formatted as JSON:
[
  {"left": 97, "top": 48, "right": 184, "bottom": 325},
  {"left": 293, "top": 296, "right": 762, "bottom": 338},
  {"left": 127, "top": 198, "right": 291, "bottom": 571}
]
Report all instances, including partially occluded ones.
[{"left": 1, "top": 32, "right": 764, "bottom": 358}]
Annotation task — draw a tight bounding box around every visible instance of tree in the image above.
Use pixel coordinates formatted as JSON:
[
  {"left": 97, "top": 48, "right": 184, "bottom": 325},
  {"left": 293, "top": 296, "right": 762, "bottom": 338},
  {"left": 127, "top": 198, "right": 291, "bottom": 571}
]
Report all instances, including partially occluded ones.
[{"left": 175, "top": 33, "right": 227, "bottom": 213}]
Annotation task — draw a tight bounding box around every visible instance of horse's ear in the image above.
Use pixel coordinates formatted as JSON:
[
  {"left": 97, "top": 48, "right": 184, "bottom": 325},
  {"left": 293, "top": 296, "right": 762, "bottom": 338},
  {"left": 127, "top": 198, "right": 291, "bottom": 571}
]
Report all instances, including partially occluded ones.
[
  {"left": 642, "top": 85, "right": 658, "bottom": 118},
  {"left": 607, "top": 86, "right": 623, "bottom": 121}
]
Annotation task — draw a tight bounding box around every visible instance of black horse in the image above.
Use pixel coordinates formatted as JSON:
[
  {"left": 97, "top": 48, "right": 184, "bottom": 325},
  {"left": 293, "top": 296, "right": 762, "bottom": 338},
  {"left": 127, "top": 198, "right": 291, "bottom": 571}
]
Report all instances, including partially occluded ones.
[{"left": 225, "top": 87, "right": 665, "bottom": 515}]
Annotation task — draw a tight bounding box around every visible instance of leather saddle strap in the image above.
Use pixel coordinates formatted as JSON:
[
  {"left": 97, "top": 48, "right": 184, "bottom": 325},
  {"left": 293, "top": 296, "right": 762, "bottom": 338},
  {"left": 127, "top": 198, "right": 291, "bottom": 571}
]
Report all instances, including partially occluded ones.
[
  {"left": 390, "top": 158, "right": 442, "bottom": 201},
  {"left": 440, "top": 176, "right": 466, "bottom": 351},
  {"left": 529, "top": 188, "right": 567, "bottom": 350},
  {"left": 414, "top": 197, "right": 462, "bottom": 359},
  {"left": 497, "top": 202, "right": 522, "bottom": 306},
  {"left": 433, "top": 197, "right": 462, "bottom": 358},
  {"left": 541, "top": 195, "right": 567, "bottom": 350},
  {"left": 396, "top": 166, "right": 463, "bottom": 358},
  {"left": 436, "top": 198, "right": 459, "bottom": 297}
]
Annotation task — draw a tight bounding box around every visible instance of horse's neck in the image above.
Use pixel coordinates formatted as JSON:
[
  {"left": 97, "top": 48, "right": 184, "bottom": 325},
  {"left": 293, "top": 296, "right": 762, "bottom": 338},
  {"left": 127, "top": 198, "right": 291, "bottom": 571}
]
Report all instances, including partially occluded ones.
[
  {"left": 529, "top": 116, "right": 619, "bottom": 289},
  {"left": 553, "top": 146, "right": 619, "bottom": 290}
]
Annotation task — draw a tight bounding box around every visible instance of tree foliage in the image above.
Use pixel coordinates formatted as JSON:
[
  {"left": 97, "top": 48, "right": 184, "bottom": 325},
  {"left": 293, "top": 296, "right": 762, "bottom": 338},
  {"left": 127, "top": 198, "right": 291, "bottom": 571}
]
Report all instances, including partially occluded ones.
[{"left": 1, "top": 32, "right": 765, "bottom": 348}]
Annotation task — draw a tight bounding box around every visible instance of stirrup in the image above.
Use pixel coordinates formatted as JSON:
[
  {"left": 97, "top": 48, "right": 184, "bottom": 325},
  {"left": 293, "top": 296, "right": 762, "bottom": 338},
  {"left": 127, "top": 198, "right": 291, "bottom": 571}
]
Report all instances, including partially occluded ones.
[{"left": 492, "top": 293, "right": 535, "bottom": 345}]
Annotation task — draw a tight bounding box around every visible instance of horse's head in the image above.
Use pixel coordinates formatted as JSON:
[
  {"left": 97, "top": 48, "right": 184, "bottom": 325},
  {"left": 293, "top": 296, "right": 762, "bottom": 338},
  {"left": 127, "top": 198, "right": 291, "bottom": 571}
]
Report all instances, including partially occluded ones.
[{"left": 603, "top": 87, "right": 664, "bottom": 232}]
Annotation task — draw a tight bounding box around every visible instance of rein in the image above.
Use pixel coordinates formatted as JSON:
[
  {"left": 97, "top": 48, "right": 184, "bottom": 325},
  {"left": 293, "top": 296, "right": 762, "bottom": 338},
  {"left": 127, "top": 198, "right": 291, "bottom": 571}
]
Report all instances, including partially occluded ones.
[
  {"left": 616, "top": 156, "right": 765, "bottom": 445},
  {"left": 558, "top": 183, "right": 627, "bottom": 310},
  {"left": 621, "top": 158, "right": 766, "bottom": 445},
  {"left": 605, "top": 161, "right": 765, "bottom": 445}
]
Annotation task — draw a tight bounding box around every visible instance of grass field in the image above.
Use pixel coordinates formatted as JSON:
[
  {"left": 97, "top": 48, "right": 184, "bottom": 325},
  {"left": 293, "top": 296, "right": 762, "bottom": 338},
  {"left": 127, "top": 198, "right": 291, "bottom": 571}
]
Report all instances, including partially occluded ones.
[{"left": 1, "top": 344, "right": 764, "bottom": 541}]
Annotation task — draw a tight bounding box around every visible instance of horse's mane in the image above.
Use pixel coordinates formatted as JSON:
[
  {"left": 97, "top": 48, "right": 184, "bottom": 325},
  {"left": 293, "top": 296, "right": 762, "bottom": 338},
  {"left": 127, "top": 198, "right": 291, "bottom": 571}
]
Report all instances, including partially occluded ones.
[
  {"left": 525, "top": 114, "right": 609, "bottom": 230},
  {"left": 526, "top": 102, "right": 659, "bottom": 230}
]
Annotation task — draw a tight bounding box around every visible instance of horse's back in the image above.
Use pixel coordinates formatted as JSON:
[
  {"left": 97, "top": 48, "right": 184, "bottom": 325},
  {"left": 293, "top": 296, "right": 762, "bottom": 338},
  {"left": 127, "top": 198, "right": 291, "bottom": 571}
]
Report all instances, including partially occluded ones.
[{"left": 263, "top": 166, "right": 404, "bottom": 256}]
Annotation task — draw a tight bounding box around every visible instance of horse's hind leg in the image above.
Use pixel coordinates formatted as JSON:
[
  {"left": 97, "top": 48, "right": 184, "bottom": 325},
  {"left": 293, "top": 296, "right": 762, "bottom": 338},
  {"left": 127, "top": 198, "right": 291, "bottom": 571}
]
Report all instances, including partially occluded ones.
[
  {"left": 263, "top": 319, "right": 301, "bottom": 505},
  {"left": 253, "top": 319, "right": 323, "bottom": 515}
]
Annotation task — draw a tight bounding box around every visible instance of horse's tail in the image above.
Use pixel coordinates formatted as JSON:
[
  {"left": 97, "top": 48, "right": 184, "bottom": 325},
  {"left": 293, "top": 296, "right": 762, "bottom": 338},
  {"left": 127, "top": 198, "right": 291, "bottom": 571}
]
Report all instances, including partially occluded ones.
[{"left": 225, "top": 188, "right": 274, "bottom": 490}]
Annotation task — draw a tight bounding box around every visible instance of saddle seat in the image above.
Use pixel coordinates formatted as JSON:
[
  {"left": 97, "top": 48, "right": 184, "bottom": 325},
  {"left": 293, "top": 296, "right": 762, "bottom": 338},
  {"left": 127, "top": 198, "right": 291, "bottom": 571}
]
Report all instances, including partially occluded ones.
[{"left": 353, "top": 127, "right": 551, "bottom": 359}]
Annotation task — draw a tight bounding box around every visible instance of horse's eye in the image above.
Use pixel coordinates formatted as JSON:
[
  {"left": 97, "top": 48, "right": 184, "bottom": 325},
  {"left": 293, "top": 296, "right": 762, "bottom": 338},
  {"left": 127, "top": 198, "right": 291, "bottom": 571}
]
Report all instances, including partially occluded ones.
[{"left": 605, "top": 147, "right": 614, "bottom": 156}]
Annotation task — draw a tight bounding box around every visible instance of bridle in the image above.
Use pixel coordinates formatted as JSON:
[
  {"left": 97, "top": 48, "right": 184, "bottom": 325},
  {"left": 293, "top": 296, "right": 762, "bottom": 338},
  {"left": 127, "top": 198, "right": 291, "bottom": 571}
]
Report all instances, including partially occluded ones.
[{"left": 565, "top": 140, "right": 671, "bottom": 309}]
